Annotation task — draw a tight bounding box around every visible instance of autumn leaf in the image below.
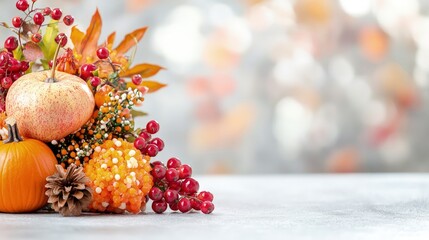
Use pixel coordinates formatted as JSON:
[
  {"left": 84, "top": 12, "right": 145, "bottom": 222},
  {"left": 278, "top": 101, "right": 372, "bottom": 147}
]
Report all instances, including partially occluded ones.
[
  {"left": 114, "top": 27, "right": 147, "bottom": 55},
  {"left": 79, "top": 9, "right": 102, "bottom": 62},
  {"left": 106, "top": 32, "right": 116, "bottom": 47},
  {"left": 120, "top": 63, "right": 163, "bottom": 78},
  {"left": 70, "top": 26, "right": 85, "bottom": 52},
  {"left": 130, "top": 109, "right": 147, "bottom": 118},
  {"left": 22, "top": 42, "right": 43, "bottom": 61},
  {"left": 127, "top": 80, "right": 166, "bottom": 93},
  {"left": 96, "top": 31, "right": 116, "bottom": 49},
  {"left": 0, "top": 22, "right": 9, "bottom": 28},
  {"left": 22, "top": 22, "right": 39, "bottom": 37},
  {"left": 140, "top": 81, "right": 167, "bottom": 93},
  {"left": 141, "top": 81, "right": 166, "bottom": 93}
]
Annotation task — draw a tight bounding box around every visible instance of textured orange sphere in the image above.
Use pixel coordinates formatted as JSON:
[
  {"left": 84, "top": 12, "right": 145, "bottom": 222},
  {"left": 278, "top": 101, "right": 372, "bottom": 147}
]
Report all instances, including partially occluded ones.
[
  {"left": 6, "top": 70, "right": 95, "bottom": 142},
  {"left": 0, "top": 124, "right": 57, "bottom": 213}
]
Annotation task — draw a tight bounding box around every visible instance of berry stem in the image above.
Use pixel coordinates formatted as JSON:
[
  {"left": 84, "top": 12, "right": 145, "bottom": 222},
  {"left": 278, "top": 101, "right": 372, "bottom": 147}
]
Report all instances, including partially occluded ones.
[
  {"left": 107, "top": 57, "right": 118, "bottom": 72},
  {"left": 17, "top": 8, "right": 36, "bottom": 50},
  {"left": 113, "top": 63, "right": 125, "bottom": 72},
  {"left": 15, "top": 6, "right": 47, "bottom": 49}
]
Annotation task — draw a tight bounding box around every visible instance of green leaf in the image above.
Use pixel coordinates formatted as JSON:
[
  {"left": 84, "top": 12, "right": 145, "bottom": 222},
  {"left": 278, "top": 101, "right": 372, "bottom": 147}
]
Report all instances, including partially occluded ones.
[
  {"left": 40, "top": 59, "right": 50, "bottom": 70},
  {"left": 13, "top": 46, "right": 23, "bottom": 61},
  {"left": 130, "top": 109, "right": 147, "bottom": 118},
  {"left": 109, "top": 71, "right": 119, "bottom": 80},
  {"left": 39, "top": 20, "right": 59, "bottom": 62},
  {"left": 133, "top": 128, "right": 142, "bottom": 134},
  {"left": 126, "top": 135, "right": 136, "bottom": 143},
  {"left": 26, "top": 62, "right": 34, "bottom": 73}
]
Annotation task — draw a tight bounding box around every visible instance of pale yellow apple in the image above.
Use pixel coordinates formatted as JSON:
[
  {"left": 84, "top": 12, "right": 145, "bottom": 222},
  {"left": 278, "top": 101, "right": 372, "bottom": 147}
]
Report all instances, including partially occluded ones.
[{"left": 6, "top": 70, "right": 95, "bottom": 142}]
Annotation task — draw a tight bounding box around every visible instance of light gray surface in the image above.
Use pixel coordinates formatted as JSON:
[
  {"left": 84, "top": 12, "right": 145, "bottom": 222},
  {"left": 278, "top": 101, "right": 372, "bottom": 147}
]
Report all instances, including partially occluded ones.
[{"left": 1, "top": 175, "right": 429, "bottom": 240}]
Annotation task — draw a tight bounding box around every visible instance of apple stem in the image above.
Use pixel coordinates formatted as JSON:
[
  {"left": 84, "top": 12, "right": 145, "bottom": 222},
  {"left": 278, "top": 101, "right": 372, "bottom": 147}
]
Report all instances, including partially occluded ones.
[{"left": 46, "top": 36, "right": 65, "bottom": 83}]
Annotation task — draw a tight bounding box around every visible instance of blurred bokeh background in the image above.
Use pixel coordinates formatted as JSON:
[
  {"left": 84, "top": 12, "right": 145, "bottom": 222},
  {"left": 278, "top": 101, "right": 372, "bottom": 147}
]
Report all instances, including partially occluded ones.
[{"left": 1, "top": 0, "right": 428, "bottom": 174}]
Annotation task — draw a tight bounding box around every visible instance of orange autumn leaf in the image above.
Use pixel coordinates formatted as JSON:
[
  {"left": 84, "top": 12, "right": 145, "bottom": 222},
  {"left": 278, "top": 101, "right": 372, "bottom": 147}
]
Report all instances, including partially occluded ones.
[
  {"left": 114, "top": 27, "right": 148, "bottom": 55},
  {"left": 98, "top": 31, "right": 116, "bottom": 49},
  {"left": 142, "top": 81, "right": 166, "bottom": 93},
  {"left": 70, "top": 9, "right": 164, "bottom": 81},
  {"left": 127, "top": 81, "right": 166, "bottom": 93},
  {"left": 74, "top": 9, "right": 102, "bottom": 63},
  {"left": 106, "top": 32, "right": 116, "bottom": 47},
  {"left": 70, "top": 26, "right": 85, "bottom": 52},
  {"left": 120, "top": 63, "right": 163, "bottom": 78}
]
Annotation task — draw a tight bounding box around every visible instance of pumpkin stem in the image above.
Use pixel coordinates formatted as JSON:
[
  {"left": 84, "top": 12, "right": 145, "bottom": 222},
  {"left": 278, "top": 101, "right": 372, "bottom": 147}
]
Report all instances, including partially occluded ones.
[
  {"left": 46, "top": 35, "right": 65, "bottom": 83},
  {"left": 3, "top": 122, "right": 23, "bottom": 143}
]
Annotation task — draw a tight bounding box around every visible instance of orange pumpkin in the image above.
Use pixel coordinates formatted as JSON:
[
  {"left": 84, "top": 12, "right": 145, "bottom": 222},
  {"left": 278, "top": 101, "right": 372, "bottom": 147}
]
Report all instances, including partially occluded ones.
[{"left": 0, "top": 120, "right": 57, "bottom": 213}]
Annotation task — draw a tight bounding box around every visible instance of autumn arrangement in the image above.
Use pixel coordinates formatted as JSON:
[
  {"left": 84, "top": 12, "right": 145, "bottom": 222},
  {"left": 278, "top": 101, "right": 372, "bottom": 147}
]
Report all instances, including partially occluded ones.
[{"left": 0, "top": 0, "right": 214, "bottom": 216}]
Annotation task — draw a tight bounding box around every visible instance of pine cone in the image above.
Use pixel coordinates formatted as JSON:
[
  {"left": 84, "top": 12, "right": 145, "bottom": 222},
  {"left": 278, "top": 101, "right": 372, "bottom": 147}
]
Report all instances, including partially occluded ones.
[{"left": 45, "top": 164, "right": 92, "bottom": 216}]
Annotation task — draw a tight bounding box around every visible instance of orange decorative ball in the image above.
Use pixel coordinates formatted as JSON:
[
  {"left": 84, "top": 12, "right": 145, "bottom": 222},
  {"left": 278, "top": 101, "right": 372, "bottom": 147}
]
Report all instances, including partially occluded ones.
[
  {"left": 84, "top": 138, "right": 153, "bottom": 214},
  {"left": 0, "top": 121, "right": 57, "bottom": 213},
  {"left": 95, "top": 84, "right": 113, "bottom": 108}
]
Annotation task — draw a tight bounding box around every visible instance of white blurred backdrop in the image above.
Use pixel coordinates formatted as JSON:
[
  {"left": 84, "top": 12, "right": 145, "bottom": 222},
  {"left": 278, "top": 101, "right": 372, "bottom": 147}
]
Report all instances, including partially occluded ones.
[{"left": 1, "top": 0, "right": 429, "bottom": 174}]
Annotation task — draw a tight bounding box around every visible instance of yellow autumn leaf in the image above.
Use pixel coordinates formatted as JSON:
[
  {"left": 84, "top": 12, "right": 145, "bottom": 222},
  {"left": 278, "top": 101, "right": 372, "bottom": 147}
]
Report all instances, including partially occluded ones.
[{"left": 70, "top": 26, "right": 85, "bottom": 53}]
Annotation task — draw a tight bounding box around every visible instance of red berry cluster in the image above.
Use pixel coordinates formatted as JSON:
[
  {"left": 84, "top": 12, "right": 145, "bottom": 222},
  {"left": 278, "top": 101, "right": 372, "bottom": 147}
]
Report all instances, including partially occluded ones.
[
  {"left": 79, "top": 63, "right": 97, "bottom": 81},
  {"left": 78, "top": 47, "right": 144, "bottom": 89},
  {"left": 0, "top": 51, "right": 29, "bottom": 110},
  {"left": 0, "top": 1, "right": 74, "bottom": 112},
  {"left": 79, "top": 47, "right": 110, "bottom": 86},
  {"left": 134, "top": 120, "right": 165, "bottom": 157},
  {"left": 149, "top": 158, "right": 215, "bottom": 214},
  {"left": 0, "top": 51, "right": 28, "bottom": 88},
  {"left": 6, "top": 0, "right": 74, "bottom": 51}
]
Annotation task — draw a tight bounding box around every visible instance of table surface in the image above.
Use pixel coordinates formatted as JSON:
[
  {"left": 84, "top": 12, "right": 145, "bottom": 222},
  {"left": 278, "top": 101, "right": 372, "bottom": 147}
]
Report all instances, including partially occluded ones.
[{"left": 1, "top": 174, "right": 429, "bottom": 240}]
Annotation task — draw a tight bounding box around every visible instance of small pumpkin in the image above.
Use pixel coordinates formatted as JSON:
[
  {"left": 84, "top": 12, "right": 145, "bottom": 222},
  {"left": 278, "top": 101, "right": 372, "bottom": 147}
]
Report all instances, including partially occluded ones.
[
  {"left": 95, "top": 84, "right": 113, "bottom": 108},
  {"left": 0, "top": 120, "right": 57, "bottom": 213}
]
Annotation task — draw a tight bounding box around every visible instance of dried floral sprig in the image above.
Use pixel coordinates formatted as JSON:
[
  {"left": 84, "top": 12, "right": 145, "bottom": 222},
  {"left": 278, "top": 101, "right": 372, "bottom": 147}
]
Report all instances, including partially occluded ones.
[{"left": 50, "top": 87, "right": 144, "bottom": 167}]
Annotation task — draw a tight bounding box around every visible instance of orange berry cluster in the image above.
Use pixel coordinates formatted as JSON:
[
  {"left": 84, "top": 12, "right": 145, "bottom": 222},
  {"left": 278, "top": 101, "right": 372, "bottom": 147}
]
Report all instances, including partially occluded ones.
[
  {"left": 50, "top": 88, "right": 144, "bottom": 167},
  {"left": 84, "top": 138, "right": 153, "bottom": 214}
]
